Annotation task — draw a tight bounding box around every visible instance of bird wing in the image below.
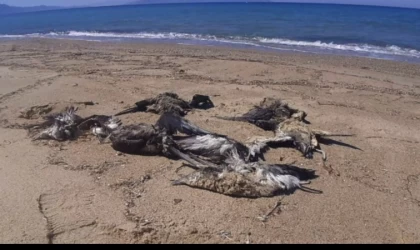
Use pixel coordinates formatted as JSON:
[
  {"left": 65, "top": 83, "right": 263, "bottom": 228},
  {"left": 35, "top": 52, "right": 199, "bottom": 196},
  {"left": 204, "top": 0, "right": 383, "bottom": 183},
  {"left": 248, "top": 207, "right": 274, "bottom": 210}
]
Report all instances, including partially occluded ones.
[
  {"left": 108, "top": 124, "right": 158, "bottom": 154},
  {"left": 114, "top": 98, "right": 154, "bottom": 116},
  {"left": 156, "top": 112, "right": 215, "bottom": 136},
  {"left": 216, "top": 107, "right": 274, "bottom": 122},
  {"left": 215, "top": 107, "right": 279, "bottom": 131}
]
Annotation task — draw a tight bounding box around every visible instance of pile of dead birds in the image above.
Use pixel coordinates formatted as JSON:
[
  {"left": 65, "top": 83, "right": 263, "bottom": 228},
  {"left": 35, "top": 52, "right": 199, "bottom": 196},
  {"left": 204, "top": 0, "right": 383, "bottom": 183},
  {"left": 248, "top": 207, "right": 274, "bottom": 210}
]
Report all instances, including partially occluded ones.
[{"left": 24, "top": 92, "right": 354, "bottom": 198}]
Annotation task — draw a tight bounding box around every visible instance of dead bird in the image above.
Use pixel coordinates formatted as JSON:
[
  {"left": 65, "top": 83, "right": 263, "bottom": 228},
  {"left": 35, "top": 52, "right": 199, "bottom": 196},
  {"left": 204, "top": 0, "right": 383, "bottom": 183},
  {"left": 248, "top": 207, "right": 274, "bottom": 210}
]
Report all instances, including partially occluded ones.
[
  {"left": 25, "top": 106, "right": 122, "bottom": 142},
  {"left": 108, "top": 123, "right": 169, "bottom": 155},
  {"left": 115, "top": 92, "right": 214, "bottom": 117},
  {"left": 76, "top": 115, "right": 122, "bottom": 141},
  {"left": 26, "top": 106, "right": 83, "bottom": 141},
  {"left": 216, "top": 97, "right": 308, "bottom": 131},
  {"left": 158, "top": 112, "right": 292, "bottom": 164},
  {"left": 104, "top": 112, "right": 216, "bottom": 157},
  {"left": 102, "top": 112, "right": 275, "bottom": 165},
  {"left": 105, "top": 120, "right": 224, "bottom": 168},
  {"left": 173, "top": 133, "right": 291, "bottom": 164},
  {"left": 172, "top": 151, "right": 320, "bottom": 198},
  {"left": 249, "top": 118, "right": 354, "bottom": 161},
  {"left": 160, "top": 112, "right": 290, "bottom": 163}
]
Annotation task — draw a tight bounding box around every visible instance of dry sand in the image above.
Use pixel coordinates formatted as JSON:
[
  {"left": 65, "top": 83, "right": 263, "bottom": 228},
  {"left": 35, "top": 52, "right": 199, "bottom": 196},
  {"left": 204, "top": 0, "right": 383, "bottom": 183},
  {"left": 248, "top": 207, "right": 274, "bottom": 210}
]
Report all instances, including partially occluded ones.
[{"left": 0, "top": 39, "right": 419, "bottom": 243}]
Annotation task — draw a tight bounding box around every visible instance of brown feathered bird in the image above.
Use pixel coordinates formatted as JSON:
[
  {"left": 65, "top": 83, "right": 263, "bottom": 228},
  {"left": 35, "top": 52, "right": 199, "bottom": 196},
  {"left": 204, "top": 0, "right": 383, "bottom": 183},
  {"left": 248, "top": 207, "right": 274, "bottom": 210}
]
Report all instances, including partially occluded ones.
[
  {"left": 114, "top": 92, "right": 214, "bottom": 117},
  {"left": 248, "top": 118, "right": 354, "bottom": 161},
  {"left": 172, "top": 150, "right": 321, "bottom": 198},
  {"left": 216, "top": 97, "right": 308, "bottom": 131},
  {"left": 102, "top": 113, "right": 214, "bottom": 157}
]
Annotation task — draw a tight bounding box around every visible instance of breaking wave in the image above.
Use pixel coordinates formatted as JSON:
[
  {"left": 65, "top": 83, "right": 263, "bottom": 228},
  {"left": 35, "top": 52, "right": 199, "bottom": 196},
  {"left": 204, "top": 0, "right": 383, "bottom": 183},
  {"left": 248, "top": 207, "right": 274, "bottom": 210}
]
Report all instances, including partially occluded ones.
[{"left": 257, "top": 38, "right": 420, "bottom": 58}]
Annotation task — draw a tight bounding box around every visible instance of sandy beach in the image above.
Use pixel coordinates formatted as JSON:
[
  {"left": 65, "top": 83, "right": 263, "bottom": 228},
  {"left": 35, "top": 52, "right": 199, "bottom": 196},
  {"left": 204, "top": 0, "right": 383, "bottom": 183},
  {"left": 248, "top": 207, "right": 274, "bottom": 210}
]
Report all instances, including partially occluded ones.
[{"left": 0, "top": 38, "right": 419, "bottom": 243}]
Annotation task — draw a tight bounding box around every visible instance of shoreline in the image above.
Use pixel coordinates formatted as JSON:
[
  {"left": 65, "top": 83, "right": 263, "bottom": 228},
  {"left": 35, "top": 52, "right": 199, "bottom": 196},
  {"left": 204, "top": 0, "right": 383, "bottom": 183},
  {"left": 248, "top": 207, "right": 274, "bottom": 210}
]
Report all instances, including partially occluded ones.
[
  {"left": 1, "top": 36, "right": 420, "bottom": 64},
  {"left": 0, "top": 39, "right": 419, "bottom": 243},
  {"left": 3, "top": 38, "right": 420, "bottom": 73}
]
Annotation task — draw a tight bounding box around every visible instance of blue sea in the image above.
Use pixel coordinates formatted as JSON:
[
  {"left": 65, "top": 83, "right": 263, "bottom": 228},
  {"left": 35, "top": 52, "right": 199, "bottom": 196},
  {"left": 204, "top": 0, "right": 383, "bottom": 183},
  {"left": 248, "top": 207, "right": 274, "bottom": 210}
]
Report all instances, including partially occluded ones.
[{"left": 1, "top": 3, "right": 420, "bottom": 62}]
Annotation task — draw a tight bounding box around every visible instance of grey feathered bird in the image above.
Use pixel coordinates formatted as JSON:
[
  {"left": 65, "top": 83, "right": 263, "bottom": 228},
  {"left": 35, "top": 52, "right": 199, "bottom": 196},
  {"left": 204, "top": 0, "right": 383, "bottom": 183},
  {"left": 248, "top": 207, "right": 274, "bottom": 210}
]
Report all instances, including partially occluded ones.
[
  {"left": 173, "top": 133, "right": 291, "bottom": 164},
  {"left": 26, "top": 106, "right": 122, "bottom": 142},
  {"left": 27, "top": 106, "right": 83, "bottom": 141},
  {"left": 95, "top": 112, "right": 276, "bottom": 164}
]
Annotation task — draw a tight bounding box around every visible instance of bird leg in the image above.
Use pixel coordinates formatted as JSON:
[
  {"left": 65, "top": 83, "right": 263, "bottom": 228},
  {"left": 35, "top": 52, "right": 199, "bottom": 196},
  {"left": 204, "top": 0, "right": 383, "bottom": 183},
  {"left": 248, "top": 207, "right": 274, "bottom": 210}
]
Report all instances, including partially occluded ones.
[
  {"left": 315, "top": 148, "right": 334, "bottom": 174},
  {"left": 298, "top": 185, "right": 323, "bottom": 194},
  {"left": 257, "top": 197, "right": 285, "bottom": 222},
  {"left": 314, "top": 147, "right": 339, "bottom": 175},
  {"left": 315, "top": 148, "right": 327, "bottom": 161},
  {"left": 266, "top": 198, "right": 284, "bottom": 217}
]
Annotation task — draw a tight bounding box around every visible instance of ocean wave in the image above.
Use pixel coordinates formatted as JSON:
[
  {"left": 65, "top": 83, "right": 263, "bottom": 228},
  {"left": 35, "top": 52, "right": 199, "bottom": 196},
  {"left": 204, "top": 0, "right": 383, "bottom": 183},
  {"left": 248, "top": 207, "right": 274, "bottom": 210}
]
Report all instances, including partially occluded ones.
[
  {"left": 0, "top": 33, "right": 42, "bottom": 38},
  {"left": 257, "top": 38, "right": 420, "bottom": 58},
  {"left": 1, "top": 31, "right": 419, "bottom": 59},
  {"left": 63, "top": 31, "right": 259, "bottom": 46}
]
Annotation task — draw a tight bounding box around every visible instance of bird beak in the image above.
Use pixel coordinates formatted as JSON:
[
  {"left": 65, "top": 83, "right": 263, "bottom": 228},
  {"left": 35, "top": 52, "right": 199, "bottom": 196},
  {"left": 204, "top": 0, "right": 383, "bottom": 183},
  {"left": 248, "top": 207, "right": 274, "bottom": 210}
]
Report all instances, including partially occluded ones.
[
  {"left": 171, "top": 179, "right": 185, "bottom": 186},
  {"left": 114, "top": 106, "right": 138, "bottom": 116}
]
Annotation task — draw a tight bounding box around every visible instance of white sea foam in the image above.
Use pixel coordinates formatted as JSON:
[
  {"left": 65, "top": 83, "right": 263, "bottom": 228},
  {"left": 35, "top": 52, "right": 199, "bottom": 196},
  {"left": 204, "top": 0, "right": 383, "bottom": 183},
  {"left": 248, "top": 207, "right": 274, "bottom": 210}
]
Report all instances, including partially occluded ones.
[
  {"left": 257, "top": 38, "right": 420, "bottom": 58},
  {"left": 1, "top": 31, "right": 419, "bottom": 59}
]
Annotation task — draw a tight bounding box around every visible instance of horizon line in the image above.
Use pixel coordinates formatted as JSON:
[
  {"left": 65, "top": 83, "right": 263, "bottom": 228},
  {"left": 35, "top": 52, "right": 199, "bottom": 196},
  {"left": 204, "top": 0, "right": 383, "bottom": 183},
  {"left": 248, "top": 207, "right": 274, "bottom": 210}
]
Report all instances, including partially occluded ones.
[{"left": 2, "top": 1, "right": 419, "bottom": 11}]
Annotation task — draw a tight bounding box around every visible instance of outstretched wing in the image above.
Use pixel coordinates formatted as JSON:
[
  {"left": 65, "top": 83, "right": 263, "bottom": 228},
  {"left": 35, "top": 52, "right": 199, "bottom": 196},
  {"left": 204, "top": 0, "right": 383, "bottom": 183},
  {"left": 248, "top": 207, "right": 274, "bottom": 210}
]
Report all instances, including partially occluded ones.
[
  {"left": 216, "top": 107, "right": 279, "bottom": 131},
  {"left": 114, "top": 98, "right": 153, "bottom": 116},
  {"left": 156, "top": 112, "right": 216, "bottom": 136}
]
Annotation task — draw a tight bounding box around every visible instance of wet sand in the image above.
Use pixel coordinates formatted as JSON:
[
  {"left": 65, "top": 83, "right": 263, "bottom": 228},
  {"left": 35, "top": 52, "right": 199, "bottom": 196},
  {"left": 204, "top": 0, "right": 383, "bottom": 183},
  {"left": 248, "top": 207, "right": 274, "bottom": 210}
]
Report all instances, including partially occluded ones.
[{"left": 0, "top": 38, "right": 420, "bottom": 243}]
